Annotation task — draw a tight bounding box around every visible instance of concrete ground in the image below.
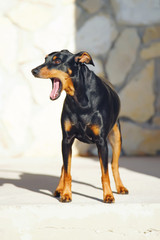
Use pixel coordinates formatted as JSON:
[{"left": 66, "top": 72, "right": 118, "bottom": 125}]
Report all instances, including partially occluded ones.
[{"left": 0, "top": 156, "right": 160, "bottom": 240}]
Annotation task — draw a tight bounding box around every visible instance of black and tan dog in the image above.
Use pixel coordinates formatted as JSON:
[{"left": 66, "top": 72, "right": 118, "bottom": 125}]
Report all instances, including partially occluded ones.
[{"left": 31, "top": 50, "right": 128, "bottom": 203}]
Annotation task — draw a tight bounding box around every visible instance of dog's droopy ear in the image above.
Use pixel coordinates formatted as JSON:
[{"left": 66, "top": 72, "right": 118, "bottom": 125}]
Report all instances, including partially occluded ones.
[{"left": 75, "top": 51, "right": 95, "bottom": 66}]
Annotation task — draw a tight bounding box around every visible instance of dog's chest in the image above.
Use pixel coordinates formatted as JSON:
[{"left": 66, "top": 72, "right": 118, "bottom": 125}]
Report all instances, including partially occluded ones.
[
  {"left": 74, "top": 119, "right": 95, "bottom": 144},
  {"left": 66, "top": 109, "right": 102, "bottom": 144}
]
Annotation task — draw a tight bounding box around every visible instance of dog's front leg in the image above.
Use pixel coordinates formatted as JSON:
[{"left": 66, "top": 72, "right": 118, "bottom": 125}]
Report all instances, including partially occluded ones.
[
  {"left": 60, "top": 137, "right": 74, "bottom": 202},
  {"left": 54, "top": 166, "right": 64, "bottom": 197},
  {"left": 97, "top": 139, "right": 115, "bottom": 203}
]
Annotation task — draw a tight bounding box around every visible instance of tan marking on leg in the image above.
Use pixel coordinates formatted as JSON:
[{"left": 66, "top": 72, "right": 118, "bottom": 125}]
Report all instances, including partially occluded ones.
[
  {"left": 108, "top": 123, "right": 128, "bottom": 194},
  {"left": 61, "top": 152, "right": 72, "bottom": 202},
  {"left": 39, "top": 67, "right": 75, "bottom": 96},
  {"left": 99, "top": 156, "right": 115, "bottom": 203},
  {"left": 64, "top": 120, "right": 72, "bottom": 132},
  {"left": 90, "top": 125, "right": 100, "bottom": 135}
]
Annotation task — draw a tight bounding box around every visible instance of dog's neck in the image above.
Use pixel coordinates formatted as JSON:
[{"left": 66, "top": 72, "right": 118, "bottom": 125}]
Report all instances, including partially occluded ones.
[{"left": 72, "top": 64, "right": 93, "bottom": 108}]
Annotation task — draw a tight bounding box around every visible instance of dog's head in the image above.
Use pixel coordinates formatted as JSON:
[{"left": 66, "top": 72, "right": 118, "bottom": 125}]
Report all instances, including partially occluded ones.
[{"left": 31, "top": 50, "right": 94, "bottom": 100}]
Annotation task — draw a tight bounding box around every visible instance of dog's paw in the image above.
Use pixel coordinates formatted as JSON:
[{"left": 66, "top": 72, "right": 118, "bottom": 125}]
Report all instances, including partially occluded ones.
[
  {"left": 117, "top": 186, "right": 129, "bottom": 194},
  {"left": 103, "top": 194, "right": 115, "bottom": 203},
  {"left": 54, "top": 190, "right": 62, "bottom": 198},
  {"left": 60, "top": 192, "right": 72, "bottom": 202}
]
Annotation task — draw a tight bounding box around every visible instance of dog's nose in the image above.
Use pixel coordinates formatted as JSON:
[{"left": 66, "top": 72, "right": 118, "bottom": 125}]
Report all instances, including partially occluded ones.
[{"left": 31, "top": 68, "right": 38, "bottom": 76}]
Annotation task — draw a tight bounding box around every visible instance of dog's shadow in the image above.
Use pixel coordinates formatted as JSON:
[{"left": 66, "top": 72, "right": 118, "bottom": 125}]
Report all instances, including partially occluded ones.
[{"left": 0, "top": 170, "right": 103, "bottom": 202}]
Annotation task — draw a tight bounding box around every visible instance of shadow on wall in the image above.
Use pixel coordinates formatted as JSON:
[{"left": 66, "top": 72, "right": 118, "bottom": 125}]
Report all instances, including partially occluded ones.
[{"left": 74, "top": 0, "right": 160, "bottom": 156}]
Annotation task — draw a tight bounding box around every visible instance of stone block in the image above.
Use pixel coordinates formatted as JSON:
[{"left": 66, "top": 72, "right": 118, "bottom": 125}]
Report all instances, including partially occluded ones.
[
  {"left": 111, "top": 0, "right": 160, "bottom": 25},
  {"left": 153, "top": 116, "right": 160, "bottom": 126},
  {"left": 106, "top": 28, "right": 139, "bottom": 85},
  {"left": 121, "top": 121, "right": 160, "bottom": 155},
  {"left": 25, "top": 94, "right": 65, "bottom": 157},
  {"left": 28, "top": 0, "right": 65, "bottom": 5},
  {"left": 1, "top": 83, "right": 32, "bottom": 157},
  {"left": 143, "top": 25, "right": 160, "bottom": 44},
  {"left": 34, "top": 3, "right": 75, "bottom": 53},
  {"left": 76, "top": 15, "right": 118, "bottom": 56},
  {"left": 119, "top": 61, "right": 155, "bottom": 122},
  {"left": 8, "top": 1, "right": 53, "bottom": 31},
  {"left": 0, "top": 17, "right": 18, "bottom": 74},
  {"left": 79, "top": 0, "right": 104, "bottom": 14},
  {"left": 35, "top": 0, "right": 75, "bottom": 4},
  {"left": 20, "top": 61, "right": 52, "bottom": 105},
  {"left": 18, "top": 31, "right": 42, "bottom": 64},
  {"left": 75, "top": 4, "right": 83, "bottom": 21},
  {"left": 88, "top": 58, "right": 104, "bottom": 77},
  {"left": 140, "top": 42, "right": 160, "bottom": 60},
  {"left": 0, "top": 0, "right": 18, "bottom": 16}
]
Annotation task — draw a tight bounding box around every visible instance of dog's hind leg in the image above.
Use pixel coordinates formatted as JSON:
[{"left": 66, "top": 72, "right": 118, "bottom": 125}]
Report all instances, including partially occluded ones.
[{"left": 108, "top": 122, "right": 128, "bottom": 194}]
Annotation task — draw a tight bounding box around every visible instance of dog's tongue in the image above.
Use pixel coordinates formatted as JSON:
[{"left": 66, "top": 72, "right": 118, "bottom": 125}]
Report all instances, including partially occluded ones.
[{"left": 50, "top": 78, "right": 60, "bottom": 100}]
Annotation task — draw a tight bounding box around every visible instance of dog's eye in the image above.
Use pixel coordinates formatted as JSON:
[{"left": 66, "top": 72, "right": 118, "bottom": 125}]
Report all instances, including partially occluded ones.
[{"left": 53, "top": 58, "right": 61, "bottom": 65}]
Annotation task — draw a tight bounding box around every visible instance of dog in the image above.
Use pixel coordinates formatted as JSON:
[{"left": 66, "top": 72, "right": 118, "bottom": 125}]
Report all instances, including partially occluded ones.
[{"left": 31, "top": 50, "right": 128, "bottom": 203}]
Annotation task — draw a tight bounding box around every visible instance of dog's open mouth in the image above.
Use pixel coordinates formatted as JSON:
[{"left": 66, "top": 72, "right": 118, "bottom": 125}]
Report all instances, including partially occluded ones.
[{"left": 50, "top": 78, "right": 62, "bottom": 100}]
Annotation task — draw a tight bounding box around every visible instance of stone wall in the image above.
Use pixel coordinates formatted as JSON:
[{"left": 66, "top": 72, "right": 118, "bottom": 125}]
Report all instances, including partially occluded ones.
[
  {"left": 0, "top": 0, "right": 160, "bottom": 158},
  {"left": 75, "top": 0, "right": 160, "bottom": 156}
]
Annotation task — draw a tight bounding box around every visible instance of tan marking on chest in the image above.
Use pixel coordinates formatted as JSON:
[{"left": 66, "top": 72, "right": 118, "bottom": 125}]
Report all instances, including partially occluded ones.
[
  {"left": 90, "top": 125, "right": 100, "bottom": 135},
  {"left": 64, "top": 120, "right": 72, "bottom": 132},
  {"left": 67, "top": 68, "right": 72, "bottom": 75}
]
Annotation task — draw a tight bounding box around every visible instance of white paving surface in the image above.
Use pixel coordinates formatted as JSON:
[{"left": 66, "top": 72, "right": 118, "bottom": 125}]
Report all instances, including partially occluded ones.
[{"left": 0, "top": 156, "right": 160, "bottom": 239}]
